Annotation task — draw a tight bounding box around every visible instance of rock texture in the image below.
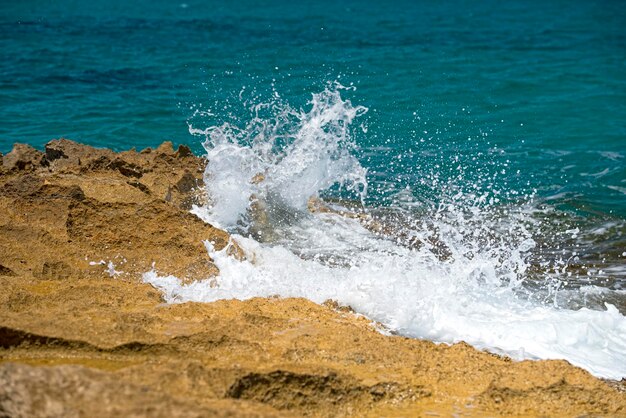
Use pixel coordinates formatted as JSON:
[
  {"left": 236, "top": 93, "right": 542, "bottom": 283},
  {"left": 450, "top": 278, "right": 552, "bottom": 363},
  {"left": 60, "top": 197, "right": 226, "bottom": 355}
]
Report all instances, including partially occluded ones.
[
  {"left": 0, "top": 139, "right": 239, "bottom": 283},
  {"left": 0, "top": 140, "right": 624, "bottom": 417}
]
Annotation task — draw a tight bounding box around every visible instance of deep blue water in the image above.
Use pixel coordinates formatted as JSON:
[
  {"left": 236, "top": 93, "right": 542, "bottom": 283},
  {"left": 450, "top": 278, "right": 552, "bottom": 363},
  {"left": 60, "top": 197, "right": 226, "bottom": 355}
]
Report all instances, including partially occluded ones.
[{"left": 1, "top": 1, "right": 625, "bottom": 250}]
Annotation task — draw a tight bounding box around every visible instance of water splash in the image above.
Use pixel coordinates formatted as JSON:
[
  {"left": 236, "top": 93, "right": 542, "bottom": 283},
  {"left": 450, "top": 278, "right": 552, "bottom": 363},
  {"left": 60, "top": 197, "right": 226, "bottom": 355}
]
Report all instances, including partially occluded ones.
[
  {"left": 145, "top": 85, "right": 626, "bottom": 380},
  {"left": 188, "top": 84, "right": 367, "bottom": 230}
]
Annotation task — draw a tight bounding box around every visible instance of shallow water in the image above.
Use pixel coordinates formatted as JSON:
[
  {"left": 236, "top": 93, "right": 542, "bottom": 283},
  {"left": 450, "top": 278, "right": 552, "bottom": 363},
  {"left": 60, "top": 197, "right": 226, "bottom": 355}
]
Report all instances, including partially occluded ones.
[{"left": 2, "top": 0, "right": 625, "bottom": 379}]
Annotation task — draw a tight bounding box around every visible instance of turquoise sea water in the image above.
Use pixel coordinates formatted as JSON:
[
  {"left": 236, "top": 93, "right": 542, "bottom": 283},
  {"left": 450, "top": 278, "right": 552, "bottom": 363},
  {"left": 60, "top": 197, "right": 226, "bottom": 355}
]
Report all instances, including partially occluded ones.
[
  {"left": 2, "top": 0, "right": 624, "bottom": 262},
  {"left": 2, "top": 1, "right": 626, "bottom": 376},
  {"left": 2, "top": 0, "right": 625, "bottom": 212}
]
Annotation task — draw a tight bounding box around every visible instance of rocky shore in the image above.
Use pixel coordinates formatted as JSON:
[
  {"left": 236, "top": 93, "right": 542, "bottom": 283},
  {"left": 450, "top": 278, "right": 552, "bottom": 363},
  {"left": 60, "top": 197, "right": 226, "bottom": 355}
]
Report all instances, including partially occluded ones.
[{"left": 0, "top": 139, "right": 624, "bottom": 417}]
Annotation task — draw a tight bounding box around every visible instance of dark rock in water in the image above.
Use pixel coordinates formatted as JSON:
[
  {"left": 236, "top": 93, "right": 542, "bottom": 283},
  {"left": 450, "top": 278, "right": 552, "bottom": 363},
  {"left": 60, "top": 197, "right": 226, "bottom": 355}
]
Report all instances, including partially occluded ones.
[{"left": 2, "top": 144, "right": 47, "bottom": 172}]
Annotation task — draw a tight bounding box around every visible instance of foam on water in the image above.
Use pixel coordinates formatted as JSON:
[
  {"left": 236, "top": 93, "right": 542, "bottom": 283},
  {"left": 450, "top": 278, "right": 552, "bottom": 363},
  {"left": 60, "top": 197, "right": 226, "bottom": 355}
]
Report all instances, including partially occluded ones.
[{"left": 144, "top": 85, "right": 626, "bottom": 380}]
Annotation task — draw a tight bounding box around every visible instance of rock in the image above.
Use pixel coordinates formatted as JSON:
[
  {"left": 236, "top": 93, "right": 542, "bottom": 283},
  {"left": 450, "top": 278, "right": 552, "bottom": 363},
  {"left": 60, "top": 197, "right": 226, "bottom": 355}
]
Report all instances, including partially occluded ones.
[
  {"left": 2, "top": 174, "right": 45, "bottom": 197},
  {"left": 0, "top": 140, "right": 624, "bottom": 417},
  {"left": 45, "top": 139, "right": 114, "bottom": 171},
  {"left": 107, "top": 157, "right": 143, "bottom": 178},
  {"left": 176, "top": 144, "right": 193, "bottom": 158},
  {"left": 83, "top": 154, "right": 113, "bottom": 170},
  {"left": 0, "top": 140, "right": 237, "bottom": 283},
  {"left": 0, "top": 363, "right": 278, "bottom": 418},
  {"left": 175, "top": 171, "right": 197, "bottom": 193},
  {"left": 251, "top": 172, "right": 265, "bottom": 184},
  {"left": 0, "top": 294, "right": 623, "bottom": 417},
  {"left": 155, "top": 141, "right": 175, "bottom": 156},
  {"left": 2, "top": 144, "right": 46, "bottom": 172},
  {"left": 39, "top": 261, "right": 73, "bottom": 280},
  {"left": 127, "top": 180, "right": 151, "bottom": 194},
  {"left": 45, "top": 138, "right": 87, "bottom": 161},
  {"left": 0, "top": 263, "right": 16, "bottom": 276}
]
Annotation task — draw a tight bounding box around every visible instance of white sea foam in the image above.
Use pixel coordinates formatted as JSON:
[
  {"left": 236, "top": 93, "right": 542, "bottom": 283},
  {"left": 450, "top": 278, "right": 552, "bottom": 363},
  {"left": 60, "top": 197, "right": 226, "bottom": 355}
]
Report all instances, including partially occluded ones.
[
  {"left": 608, "top": 185, "right": 626, "bottom": 196},
  {"left": 144, "top": 85, "right": 626, "bottom": 380},
  {"left": 188, "top": 84, "right": 367, "bottom": 228}
]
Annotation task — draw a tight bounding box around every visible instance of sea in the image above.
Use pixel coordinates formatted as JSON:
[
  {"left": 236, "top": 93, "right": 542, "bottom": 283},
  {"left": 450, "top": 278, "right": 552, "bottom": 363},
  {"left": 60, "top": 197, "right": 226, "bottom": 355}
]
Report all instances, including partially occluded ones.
[{"left": 1, "top": 0, "right": 625, "bottom": 379}]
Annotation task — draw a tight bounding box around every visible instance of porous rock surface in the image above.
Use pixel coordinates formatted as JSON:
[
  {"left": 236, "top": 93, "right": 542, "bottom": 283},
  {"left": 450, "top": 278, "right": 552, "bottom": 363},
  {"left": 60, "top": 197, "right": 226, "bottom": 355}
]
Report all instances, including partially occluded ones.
[{"left": 0, "top": 140, "right": 624, "bottom": 417}]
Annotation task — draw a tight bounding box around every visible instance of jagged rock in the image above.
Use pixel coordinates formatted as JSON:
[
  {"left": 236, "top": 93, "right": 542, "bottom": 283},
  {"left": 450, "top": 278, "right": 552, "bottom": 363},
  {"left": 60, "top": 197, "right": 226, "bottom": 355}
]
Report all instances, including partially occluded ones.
[
  {"left": 127, "top": 180, "right": 151, "bottom": 194},
  {"left": 0, "top": 140, "right": 623, "bottom": 417},
  {"left": 0, "top": 140, "right": 237, "bottom": 283},
  {"left": 45, "top": 138, "right": 105, "bottom": 161},
  {"left": 176, "top": 144, "right": 193, "bottom": 158},
  {"left": 45, "top": 139, "right": 114, "bottom": 171},
  {"left": 175, "top": 171, "right": 197, "bottom": 193},
  {"left": 108, "top": 157, "right": 143, "bottom": 178},
  {"left": 2, "top": 144, "right": 46, "bottom": 172},
  {"left": 155, "top": 141, "right": 175, "bottom": 156},
  {"left": 2, "top": 174, "right": 44, "bottom": 196}
]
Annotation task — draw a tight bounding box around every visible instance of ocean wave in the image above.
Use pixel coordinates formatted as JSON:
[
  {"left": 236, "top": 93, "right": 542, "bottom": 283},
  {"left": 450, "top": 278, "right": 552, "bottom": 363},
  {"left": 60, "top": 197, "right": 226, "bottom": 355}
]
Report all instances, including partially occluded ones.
[{"left": 144, "top": 84, "right": 626, "bottom": 380}]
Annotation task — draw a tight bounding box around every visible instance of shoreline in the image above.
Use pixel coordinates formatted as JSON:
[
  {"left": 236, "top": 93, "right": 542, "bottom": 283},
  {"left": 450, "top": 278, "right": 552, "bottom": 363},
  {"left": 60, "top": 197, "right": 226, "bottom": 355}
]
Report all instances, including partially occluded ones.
[{"left": 1, "top": 139, "right": 624, "bottom": 416}]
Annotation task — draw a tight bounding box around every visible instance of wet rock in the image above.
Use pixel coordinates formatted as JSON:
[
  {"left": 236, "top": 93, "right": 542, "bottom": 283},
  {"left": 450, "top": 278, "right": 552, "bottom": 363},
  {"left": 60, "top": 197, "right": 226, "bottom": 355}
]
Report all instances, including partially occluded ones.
[
  {"left": 251, "top": 172, "right": 265, "bottom": 184},
  {"left": 174, "top": 171, "right": 204, "bottom": 210}
]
